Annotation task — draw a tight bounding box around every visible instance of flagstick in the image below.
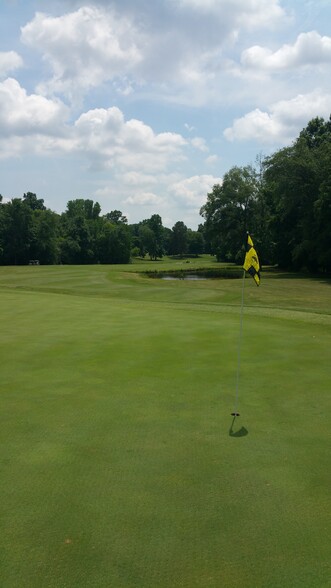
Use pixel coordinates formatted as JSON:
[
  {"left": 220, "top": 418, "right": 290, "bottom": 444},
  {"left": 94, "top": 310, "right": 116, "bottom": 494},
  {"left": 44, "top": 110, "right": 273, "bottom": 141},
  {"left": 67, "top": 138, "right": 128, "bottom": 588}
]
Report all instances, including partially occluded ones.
[{"left": 232, "top": 269, "right": 246, "bottom": 417}]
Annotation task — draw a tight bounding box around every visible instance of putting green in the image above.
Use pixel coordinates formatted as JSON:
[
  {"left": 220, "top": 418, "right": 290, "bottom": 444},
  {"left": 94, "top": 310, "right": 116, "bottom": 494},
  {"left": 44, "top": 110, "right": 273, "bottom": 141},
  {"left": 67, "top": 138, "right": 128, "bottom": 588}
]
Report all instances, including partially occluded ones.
[{"left": 0, "top": 263, "right": 330, "bottom": 587}]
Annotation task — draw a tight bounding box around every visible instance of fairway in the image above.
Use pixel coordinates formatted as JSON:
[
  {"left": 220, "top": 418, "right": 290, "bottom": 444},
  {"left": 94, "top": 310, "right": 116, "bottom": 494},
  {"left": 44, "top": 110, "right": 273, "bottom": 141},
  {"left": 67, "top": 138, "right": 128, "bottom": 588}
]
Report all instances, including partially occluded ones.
[{"left": 0, "top": 261, "right": 330, "bottom": 588}]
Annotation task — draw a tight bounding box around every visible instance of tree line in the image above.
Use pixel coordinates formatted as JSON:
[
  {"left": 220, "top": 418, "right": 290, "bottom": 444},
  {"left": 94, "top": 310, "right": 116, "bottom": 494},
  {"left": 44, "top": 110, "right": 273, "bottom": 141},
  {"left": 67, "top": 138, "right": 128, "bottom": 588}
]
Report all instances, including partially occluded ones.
[
  {"left": 1, "top": 116, "right": 330, "bottom": 270},
  {"left": 200, "top": 116, "right": 331, "bottom": 272},
  {"left": 0, "top": 195, "right": 204, "bottom": 265}
]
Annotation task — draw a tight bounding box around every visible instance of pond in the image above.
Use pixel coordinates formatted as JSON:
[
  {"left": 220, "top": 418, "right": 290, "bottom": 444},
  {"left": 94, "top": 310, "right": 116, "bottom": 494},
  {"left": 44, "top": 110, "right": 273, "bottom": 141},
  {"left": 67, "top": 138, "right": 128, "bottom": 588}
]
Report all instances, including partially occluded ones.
[
  {"left": 145, "top": 268, "right": 242, "bottom": 280},
  {"left": 161, "top": 274, "right": 208, "bottom": 280}
]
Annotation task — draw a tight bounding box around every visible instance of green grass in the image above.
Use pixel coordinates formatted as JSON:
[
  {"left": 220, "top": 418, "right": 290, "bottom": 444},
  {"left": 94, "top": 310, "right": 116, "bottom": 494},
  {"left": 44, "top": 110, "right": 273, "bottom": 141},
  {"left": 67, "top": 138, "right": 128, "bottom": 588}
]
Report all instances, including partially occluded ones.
[{"left": 0, "top": 258, "right": 330, "bottom": 587}]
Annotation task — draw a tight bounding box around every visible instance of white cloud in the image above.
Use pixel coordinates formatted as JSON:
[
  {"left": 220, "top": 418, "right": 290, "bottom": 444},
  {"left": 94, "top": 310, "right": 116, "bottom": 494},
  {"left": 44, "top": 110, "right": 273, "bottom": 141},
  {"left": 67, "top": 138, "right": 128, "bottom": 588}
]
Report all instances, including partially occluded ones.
[
  {"left": 94, "top": 184, "right": 164, "bottom": 211},
  {"left": 0, "top": 82, "right": 188, "bottom": 171},
  {"left": 0, "top": 51, "right": 23, "bottom": 77},
  {"left": 72, "top": 107, "right": 187, "bottom": 171},
  {"left": 0, "top": 78, "right": 68, "bottom": 138},
  {"left": 170, "top": 174, "right": 222, "bottom": 208},
  {"left": 224, "top": 108, "right": 283, "bottom": 143},
  {"left": 18, "top": 1, "right": 289, "bottom": 106},
  {"left": 124, "top": 192, "right": 164, "bottom": 206},
  {"left": 94, "top": 171, "right": 223, "bottom": 222},
  {"left": 21, "top": 6, "right": 142, "bottom": 99},
  {"left": 172, "top": 0, "right": 286, "bottom": 28},
  {"left": 241, "top": 31, "right": 331, "bottom": 71},
  {"left": 122, "top": 171, "right": 158, "bottom": 186},
  {"left": 224, "top": 91, "right": 331, "bottom": 144},
  {"left": 191, "top": 137, "right": 209, "bottom": 152},
  {"left": 48, "top": 105, "right": 187, "bottom": 174},
  {"left": 205, "top": 154, "right": 219, "bottom": 165}
]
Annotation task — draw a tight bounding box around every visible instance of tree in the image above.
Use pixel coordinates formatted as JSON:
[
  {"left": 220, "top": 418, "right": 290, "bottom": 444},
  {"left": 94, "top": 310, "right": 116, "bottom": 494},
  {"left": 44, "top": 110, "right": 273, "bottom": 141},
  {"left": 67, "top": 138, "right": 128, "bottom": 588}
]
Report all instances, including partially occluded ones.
[
  {"left": 97, "top": 222, "right": 131, "bottom": 264},
  {"left": 200, "top": 166, "right": 259, "bottom": 262},
  {"left": 299, "top": 116, "right": 331, "bottom": 149},
  {"left": 0, "top": 195, "right": 4, "bottom": 261},
  {"left": 162, "top": 226, "right": 173, "bottom": 256},
  {"left": 139, "top": 214, "right": 164, "bottom": 260},
  {"left": 59, "top": 199, "right": 97, "bottom": 263},
  {"left": 29, "top": 209, "right": 59, "bottom": 264},
  {"left": 147, "top": 214, "right": 164, "bottom": 258},
  {"left": 298, "top": 116, "right": 331, "bottom": 270},
  {"left": 313, "top": 141, "right": 331, "bottom": 270},
  {"left": 0, "top": 198, "right": 33, "bottom": 264},
  {"left": 23, "top": 192, "right": 46, "bottom": 211},
  {"left": 263, "top": 122, "right": 325, "bottom": 270},
  {"left": 138, "top": 224, "right": 157, "bottom": 259},
  {"left": 104, "top": 210, "right": 128, "bottom": 224},
  {"left": 170, "top": 221, "right": 188, "bottom": 256},
  {"left": 0, "top": 194, "right": 61, "bottom": 265},
  {"left": 187, "top": 229, "right": 204, "bottom": 256},
  {"left": 254, "top": 154, "right": 274, "bottom": 265},
  {"left": 66, "top": 199, "right": 100, "bottom": 220}
]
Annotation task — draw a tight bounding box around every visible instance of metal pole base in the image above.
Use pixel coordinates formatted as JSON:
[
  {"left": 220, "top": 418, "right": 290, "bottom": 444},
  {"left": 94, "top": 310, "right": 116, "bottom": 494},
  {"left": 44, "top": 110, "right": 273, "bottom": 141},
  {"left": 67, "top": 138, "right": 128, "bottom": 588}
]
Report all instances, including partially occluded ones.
[{"left": 231, "top": 412, "right": 240, "bottom": 417}]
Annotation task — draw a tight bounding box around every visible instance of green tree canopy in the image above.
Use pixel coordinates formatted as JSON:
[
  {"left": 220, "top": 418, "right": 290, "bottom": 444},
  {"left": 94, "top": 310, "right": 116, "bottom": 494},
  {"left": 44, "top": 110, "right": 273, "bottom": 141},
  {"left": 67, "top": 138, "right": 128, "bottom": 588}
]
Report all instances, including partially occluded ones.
[
  {"left": 23, "top": 192, "right": 46, "bottom": 211},
  {"left": 200, "top": 165, "right": 259, "bottom": 262},
  {"left": 263, "top": 116, "right": 331, "bottom": 271},
  {"left": 170, "top": 221, "right": 188, "bottom": 257},
  {"left": 104, "top": 210, "right": 128, "bottom": 224},
  {"left": 139, "top": 214, "right": 164, "bottom": 260}
]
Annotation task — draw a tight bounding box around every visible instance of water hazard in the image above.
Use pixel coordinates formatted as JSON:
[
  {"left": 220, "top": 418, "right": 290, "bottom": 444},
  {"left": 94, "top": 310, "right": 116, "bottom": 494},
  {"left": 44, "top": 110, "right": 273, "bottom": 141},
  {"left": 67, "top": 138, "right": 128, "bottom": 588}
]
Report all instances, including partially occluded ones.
[
  {"left": 145, "top": 268, "right": 242, "bottom": 280},
  {"left": 161, "top": 274, "right": 207, "bottom": 280}
]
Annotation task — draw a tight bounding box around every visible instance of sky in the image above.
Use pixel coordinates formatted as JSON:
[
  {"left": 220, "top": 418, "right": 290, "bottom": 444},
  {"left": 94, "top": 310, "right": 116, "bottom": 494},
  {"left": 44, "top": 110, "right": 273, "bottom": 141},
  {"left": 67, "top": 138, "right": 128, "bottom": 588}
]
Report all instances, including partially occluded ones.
[{"left": 0, "top": 0, "right": 331, "bottom": 229}]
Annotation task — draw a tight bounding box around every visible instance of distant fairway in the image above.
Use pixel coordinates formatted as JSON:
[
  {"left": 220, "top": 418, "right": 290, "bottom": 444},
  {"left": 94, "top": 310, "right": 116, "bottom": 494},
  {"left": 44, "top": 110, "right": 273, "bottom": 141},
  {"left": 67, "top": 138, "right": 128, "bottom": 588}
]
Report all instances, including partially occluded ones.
[{"left": 0, "top": 259, "right": 330, "bottom": 587}]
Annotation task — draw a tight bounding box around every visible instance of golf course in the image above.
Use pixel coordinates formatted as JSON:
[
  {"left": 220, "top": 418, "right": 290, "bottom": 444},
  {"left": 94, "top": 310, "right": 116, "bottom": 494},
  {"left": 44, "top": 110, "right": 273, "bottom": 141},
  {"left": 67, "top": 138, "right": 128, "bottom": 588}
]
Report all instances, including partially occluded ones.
[{"left": 0, "top": 257, "right": 330, "bottom": 588}]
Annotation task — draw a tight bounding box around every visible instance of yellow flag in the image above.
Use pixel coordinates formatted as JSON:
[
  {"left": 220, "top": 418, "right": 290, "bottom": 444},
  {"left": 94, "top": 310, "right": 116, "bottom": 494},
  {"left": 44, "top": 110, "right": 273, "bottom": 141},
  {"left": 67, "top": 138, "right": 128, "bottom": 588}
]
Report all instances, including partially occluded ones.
[{"left": 243, "top": 234, "right": 260, "bottom": 286}]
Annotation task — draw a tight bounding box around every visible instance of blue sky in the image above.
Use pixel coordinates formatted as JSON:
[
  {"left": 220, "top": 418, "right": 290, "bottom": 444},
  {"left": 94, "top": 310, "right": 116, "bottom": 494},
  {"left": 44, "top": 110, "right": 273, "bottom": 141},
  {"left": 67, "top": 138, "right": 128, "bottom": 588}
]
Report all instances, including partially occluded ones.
[{"left": 1, "top": 0, "right": 331, "bottom": 228}]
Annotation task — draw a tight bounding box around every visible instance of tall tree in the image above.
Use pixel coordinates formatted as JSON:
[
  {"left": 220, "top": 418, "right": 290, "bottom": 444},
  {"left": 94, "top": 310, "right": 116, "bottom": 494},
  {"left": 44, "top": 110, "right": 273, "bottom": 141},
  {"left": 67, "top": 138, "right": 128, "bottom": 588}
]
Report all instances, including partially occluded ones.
[
  {"left": 200, "top": 166, "right": 259, "bottom": 262},
  {"left": 29, "top": 209, "right": 59, "bottom": 264},
  {"left": 0, "top": 199, "right": 33, "bottom": 264},
  {"left": 0, "top": 195, "right": 4, "bottom": 261},
  {"left": 313, "top": 141, "right": 331, "bottom": 271},
  {"left": 263, "top": 117, "right": 331, "bottom": 270},
  {"left": 23, "top": 192, "right": 46, "bottom": 211},
  {"left": 170, "top": 221, "right": 188, "bottom": 256},
  {"left": 139, "top": 214, "right": 164, "bottom": 260},
  {"left": 105, "top": 210, "right": 128, "bottom": 224},
  {"left": 59, "top": 199, "right": 98, "bottom": 263},
  {"left": 97, "top": 222, "right": 131, "bottom": 264},
  {"left": 187, "top": 229, "right": 204, "bottom": 256},
  {"left": 138, "top": 225, "right": 157, "bottom": 260}
]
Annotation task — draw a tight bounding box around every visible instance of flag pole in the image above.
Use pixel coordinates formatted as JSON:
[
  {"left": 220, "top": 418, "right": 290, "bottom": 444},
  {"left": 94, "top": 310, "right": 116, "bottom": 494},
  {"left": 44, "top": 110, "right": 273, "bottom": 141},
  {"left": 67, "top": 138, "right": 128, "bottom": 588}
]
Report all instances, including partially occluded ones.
[
  {"left": 232, "top": 268, "right": 246, "bottom": 417},
  {"left": 231, "top": 232, "right": 260, "bottom": 418}
]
